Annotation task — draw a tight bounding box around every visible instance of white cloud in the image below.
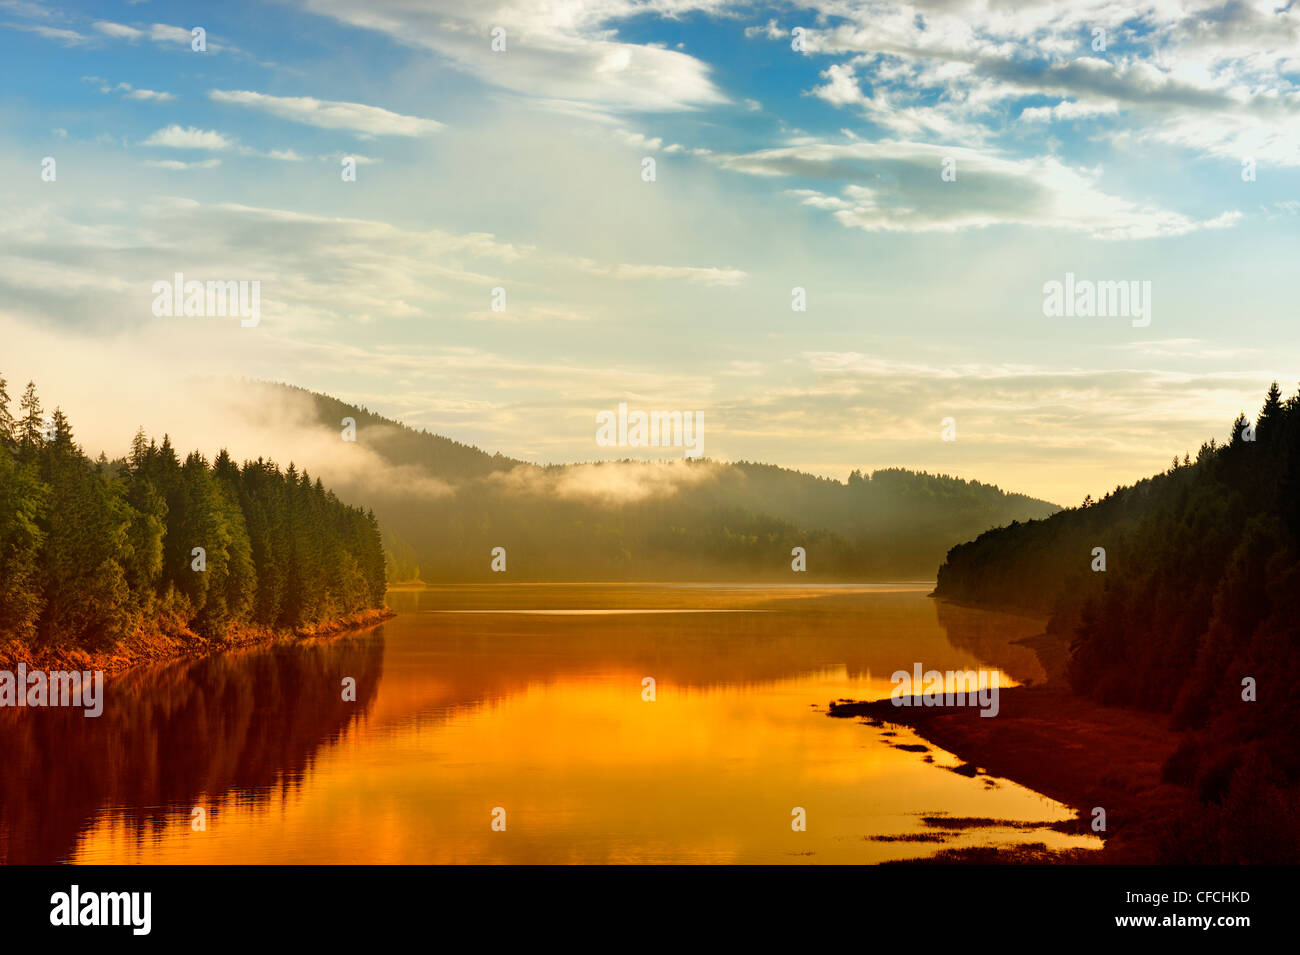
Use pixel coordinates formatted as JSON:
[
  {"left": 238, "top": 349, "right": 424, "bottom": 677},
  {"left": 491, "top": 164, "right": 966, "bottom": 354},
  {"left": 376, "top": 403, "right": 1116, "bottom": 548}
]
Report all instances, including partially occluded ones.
[
  {"left": 1019, "top": 100, "right": 1119, "bottom": 122},
  {"left": 2, "top": 22, "right": 87, "bottom": 45},
  {"left": 719, "top": 140, "right": 1241, "bottom": 239},
  {"left": 294, "top": 0, "right": 730, "bottom": 113},
  {"left": 209, "top": 89, "right": 444, "bottom": 136},
  {"left": 143, "top": 158, "right": 222, "bottom": 170},
  {"left": 148, "top": 23, "right": 192, "bottom": 44},
  {"left": 769, "top": 1, "right": 1300, "bottom": 163},
  {"left": 125, "top": 88, "right": 176, "bottom": 102},
  {"left": 561, "top": 256, "right": 747, "bottom": 286},
  {"left": 140, "top": 125, "right": 235, "bottom": 150},
  {"left": 92, "top": 20, "right": 143, "bottom": 40}
]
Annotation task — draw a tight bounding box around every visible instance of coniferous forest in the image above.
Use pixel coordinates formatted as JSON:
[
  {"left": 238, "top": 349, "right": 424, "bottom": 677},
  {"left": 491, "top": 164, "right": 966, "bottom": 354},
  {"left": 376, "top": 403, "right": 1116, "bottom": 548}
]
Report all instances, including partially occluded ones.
[
  {"left": 0, "top": 373, "right": 387, "bottom": 656},
  {"left": 279, "top": 382, "right": 1061, "bottom": 582},
  {"left": 934, "top": 382, "right": 1300, "bottom": 861}
]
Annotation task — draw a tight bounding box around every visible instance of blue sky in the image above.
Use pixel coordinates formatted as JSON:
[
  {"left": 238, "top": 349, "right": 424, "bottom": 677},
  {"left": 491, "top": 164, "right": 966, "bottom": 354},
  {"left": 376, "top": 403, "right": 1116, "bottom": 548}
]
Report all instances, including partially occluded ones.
[{"left": 2, "top": 0, "right": 1298, "bottom": 505}]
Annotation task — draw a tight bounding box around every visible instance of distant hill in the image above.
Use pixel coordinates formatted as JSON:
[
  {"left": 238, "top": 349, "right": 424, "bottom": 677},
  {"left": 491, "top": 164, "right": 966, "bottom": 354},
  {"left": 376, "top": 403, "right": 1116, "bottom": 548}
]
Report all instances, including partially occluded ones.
[{"left": 265, "top": 382, "right": 1060, "bottom": 581}]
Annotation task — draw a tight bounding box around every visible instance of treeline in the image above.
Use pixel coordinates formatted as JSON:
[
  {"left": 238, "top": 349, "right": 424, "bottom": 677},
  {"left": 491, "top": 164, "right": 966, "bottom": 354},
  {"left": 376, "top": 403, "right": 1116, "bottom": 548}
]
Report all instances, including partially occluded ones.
[
  {"left": 269, "top": 383, "right": 1060, "bottom": 581},
  {"left": 375, "top": 462, "right": 1059, "bottom": 582},
  {"left": 0, "top": 374, "right": 386, "bottom": 651},
  {"left": 934, "top": 383, "right": 1300, "bottom": 861}
]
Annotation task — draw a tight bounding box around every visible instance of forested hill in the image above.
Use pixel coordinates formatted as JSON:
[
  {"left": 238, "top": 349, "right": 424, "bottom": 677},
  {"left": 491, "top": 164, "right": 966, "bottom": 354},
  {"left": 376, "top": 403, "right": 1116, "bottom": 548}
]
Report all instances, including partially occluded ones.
[
  {"left": 934, "top": 383, "right": 1300, "bottom": 860},
  {"left": 273, "top": 382, "right": 1060, "bottom": 581},
  {"left": 0, "top": 375, "right": 386, "bottom": 654},
  {"left": 276, "top": 382, "right": 524, "bottom": 482}
]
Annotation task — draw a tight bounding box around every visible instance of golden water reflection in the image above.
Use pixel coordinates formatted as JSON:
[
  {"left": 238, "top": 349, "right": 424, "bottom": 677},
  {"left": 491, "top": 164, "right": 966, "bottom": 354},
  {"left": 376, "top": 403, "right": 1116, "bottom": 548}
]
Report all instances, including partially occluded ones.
[{"left": 1, "top": 585, "right": 1102, "bottom": 863}]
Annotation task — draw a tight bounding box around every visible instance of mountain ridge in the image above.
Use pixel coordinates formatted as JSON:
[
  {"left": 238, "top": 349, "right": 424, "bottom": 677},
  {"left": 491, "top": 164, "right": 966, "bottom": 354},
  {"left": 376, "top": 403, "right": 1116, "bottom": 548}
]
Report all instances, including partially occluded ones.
[{"left": 257, "top": 380, "right": 1063, "bottom": 582}]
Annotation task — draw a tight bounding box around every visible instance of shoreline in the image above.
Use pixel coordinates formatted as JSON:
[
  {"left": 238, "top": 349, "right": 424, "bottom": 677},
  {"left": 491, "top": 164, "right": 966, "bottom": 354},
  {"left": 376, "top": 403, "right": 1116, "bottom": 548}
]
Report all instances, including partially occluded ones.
[
  {"left": 388, "top": 579, "right": 940, "bottom": 586},
  {"left": 829, "top": 687, "right": 1196, "bottom": 863},
  {"left": 0, "top": 607, "right": 396, "bottom": 676},
  {"left": 927, "top": 588, "right": 1057, "bottom": 621}
]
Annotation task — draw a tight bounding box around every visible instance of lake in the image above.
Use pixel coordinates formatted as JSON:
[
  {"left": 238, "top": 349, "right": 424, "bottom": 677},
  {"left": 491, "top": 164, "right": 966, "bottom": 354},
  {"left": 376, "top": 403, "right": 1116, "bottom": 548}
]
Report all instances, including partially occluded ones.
[{"left": 0, "top": 584, "right": 1101, "bottom": 864}]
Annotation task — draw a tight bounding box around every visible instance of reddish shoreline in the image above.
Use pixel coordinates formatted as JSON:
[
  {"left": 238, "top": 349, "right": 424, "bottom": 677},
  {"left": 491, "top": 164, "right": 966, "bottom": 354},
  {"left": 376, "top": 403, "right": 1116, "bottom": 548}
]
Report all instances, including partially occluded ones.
[
  {"left": 829, "top": 687, "right": 1197, "bottom": 862},
  {"left": 0, "top": 607, "right": 396, "bottom": 675}
]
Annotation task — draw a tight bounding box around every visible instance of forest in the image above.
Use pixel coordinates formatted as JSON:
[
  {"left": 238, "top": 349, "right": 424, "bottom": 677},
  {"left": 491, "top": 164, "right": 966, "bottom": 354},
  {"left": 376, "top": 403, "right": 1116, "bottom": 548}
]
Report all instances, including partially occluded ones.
[
  {"left": 0, "top": 373, "right": 386, "bottom": 655},
  {"left": 934, "top": 382, "right": 1300, "bottom": 861},
  {"left": 279, "top": 383, "right": 1062, "bottom": 582}
]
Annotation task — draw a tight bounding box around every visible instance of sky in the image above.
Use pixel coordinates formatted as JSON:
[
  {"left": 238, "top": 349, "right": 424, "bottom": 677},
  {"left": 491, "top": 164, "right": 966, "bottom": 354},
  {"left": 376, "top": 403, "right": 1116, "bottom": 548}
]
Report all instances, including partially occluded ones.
[{"left": 1, "top": 0, "right": 1298, "bottom": 507}]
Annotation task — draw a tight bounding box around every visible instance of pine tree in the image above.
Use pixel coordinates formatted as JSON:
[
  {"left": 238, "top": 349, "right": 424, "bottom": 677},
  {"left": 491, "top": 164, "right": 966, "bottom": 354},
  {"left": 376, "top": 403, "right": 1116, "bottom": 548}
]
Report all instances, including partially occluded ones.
[
  {"left": 35, "top": 432, "right": 133, "bottom": 648},
  {"left": 49, "top": 408, "right": 76, "bottom": 456},
  {"left": 0, "top": 439, "right": 50, "bottom": 643},
  {"left": 17, "top": 381, "right": 43, "bottom": 458},
  {"left": 1231, "top": 413, "right": 1249, "bottom": 444},
  {"left": 120, "top": 453, "right": 166, "bottom": 614},
  {"left": 0, "top": 373, "right": 15, "bottom": 447},
  {"left": 1258, "top": 381, "right": 1284, "bottom": 443}
]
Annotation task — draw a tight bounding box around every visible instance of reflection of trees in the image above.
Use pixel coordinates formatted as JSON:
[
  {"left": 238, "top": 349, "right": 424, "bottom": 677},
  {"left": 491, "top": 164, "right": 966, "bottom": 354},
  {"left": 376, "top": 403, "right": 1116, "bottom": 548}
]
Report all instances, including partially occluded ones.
[
  {"left": 0, "top": 634, "right": 383, "bottom": 864},
  {"left": 0, "top": 590, "right": 1060, "bottom": 864},
  {"left": 933, "top": 600, "right": 1047, "bottom": 686}
]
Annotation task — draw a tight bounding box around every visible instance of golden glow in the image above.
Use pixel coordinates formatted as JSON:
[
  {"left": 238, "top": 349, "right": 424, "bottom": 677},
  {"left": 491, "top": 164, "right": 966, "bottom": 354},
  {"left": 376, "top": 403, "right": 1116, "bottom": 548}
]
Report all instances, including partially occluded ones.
[{"left": 62, "top": 586, "right": 1099, "bottom": 864}]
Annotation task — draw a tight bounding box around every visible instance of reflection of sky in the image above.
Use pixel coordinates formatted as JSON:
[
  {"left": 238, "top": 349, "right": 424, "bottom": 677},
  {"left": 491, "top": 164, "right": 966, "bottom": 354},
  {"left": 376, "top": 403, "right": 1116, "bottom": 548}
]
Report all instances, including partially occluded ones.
[{"left": 72, "top": 587, "right": 1096, "bottom": 863}]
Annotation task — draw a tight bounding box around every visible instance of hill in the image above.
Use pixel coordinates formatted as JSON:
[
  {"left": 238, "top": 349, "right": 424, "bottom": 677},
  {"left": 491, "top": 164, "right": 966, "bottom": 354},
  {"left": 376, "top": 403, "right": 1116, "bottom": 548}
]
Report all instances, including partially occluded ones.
[
  {"left": 934, "top": 382, "right": 1300, "bottom": 861},
  {"left": 268, "top": 382, "right": 1061, "bottom": 581}
]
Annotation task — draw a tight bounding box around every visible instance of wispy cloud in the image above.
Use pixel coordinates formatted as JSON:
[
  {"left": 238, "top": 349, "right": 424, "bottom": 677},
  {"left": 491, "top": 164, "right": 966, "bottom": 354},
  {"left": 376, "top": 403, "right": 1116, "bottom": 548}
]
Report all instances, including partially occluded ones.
[
  {"left": 143, "top": 158, "right": 221, "bottom": 170},
  {"left": 209, "top": 89, "right": 444, "bottom": 137},
  {"left": 720, "top": 141, "right": 1240, "bottom": 239},
  {"left": 140, "top": 125, "right": 235, "bottom": 150},
  {"left": 3, "top": 21, "right": 87, "bottom": 45},
  {"left": 293, "top": 0, "right": 730, "bottom": 113}
]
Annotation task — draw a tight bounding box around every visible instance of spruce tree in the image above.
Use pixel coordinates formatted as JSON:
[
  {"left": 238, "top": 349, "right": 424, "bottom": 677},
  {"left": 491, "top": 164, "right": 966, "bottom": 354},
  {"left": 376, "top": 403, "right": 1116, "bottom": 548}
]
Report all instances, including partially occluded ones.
[
  {"left": 0, "top": 439, "right": 50, "bottom": 643},
  {"left": 1258, "top": 381, "right": 1284, "bottom": 443},
  {"left": 0, "top": 373, "right": 15, "bottom": 447},
  {"left": 17, "top": 381, "right": 43, "bottom": 458}
]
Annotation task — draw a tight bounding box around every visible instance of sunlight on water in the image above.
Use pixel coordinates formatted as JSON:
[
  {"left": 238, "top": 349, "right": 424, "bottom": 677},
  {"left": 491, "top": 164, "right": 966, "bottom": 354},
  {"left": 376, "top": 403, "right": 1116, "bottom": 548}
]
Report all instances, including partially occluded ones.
[{"left": 2, "top": 585, "right": 1102, "bottom": 864}]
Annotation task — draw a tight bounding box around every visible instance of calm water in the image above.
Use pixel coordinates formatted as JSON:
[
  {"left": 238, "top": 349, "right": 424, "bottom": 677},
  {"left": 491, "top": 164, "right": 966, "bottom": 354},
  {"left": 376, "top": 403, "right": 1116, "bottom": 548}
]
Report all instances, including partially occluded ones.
[{"left": 0, "top": 585, "right": 1101, "bottom": 864}]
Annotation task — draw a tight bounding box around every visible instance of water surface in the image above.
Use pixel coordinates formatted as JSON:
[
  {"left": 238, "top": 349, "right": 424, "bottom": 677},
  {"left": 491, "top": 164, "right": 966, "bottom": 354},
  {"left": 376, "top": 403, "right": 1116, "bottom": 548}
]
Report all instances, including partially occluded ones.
[{"left": 0, "top": 585, "right": 1101, "bottom": 863}]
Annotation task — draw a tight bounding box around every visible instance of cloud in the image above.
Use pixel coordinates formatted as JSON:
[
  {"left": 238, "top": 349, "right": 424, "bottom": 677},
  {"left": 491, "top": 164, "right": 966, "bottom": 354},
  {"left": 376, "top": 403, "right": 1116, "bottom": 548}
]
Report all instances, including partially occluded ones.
[
  {"left": 294, "top": 0, "right": 730, "bottom": 113},
  {"left": 1105, "top": 339, "right": 1263, "bottom": 361},
  {"left": 321, "top": 152, "right": 380, "bottom": 164},
  {"left": 141, "top": 125, "right": 235, "bottom": 150},
  {"left": 487, "top": 459, "right": 721, "bottom": 505},
  {"left": 562, "top": 256, "right": 747, "bottom": 286},
  {"left": 719, "top": 141, "right": 1240, "bottom": 239},
  {"left": 2, "top": 22, "right": 87, "bottom": 44},
  {"left": 87, "top": 79, "right": 178, "bottom": 102},
  {"left": 125, "top": 88, "right": 176, "bottom": 102},
  {"left": 148, "top": 23, "right": 193, "bottom": 44},
  {"left": 0, "top": 196, "right": 530, "bottom": 334},
  {"left": 766, "top": 1, "right": 1300, "bottom": 163},
  {"left": 465, "top": 304, "right": 591, "bottom": 323},
  {"left": 209, "top": 89, "right": 444, "bottom": 136},
  {"left": 92, "top": 20, "right": 143, "bottom": 40},
  {"left": 1019, "top": 100, "right": 1119, "bottom": 122},
  {"left": 143, "top": 158, "right": 222, "bottom": 170}
]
